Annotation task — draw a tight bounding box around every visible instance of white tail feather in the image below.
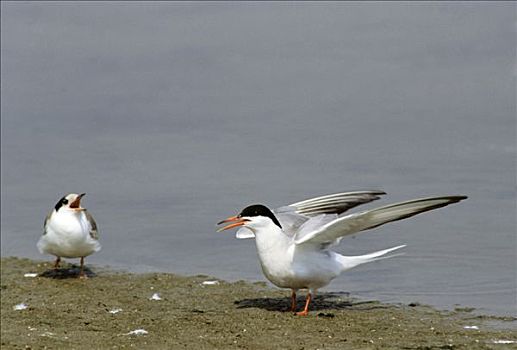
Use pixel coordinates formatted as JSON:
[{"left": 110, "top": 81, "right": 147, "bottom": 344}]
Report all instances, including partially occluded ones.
[{"left": 336, "top": 244, "right": 406, "bottom": 271}]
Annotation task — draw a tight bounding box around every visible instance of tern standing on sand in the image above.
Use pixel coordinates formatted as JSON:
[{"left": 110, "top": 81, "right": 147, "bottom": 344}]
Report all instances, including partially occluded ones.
[
  {"left": 218, "top": 191, "right": 467, "bottom": 315},
  {"left": 38, "top": 193, "right": 101, "bottom": 278}
]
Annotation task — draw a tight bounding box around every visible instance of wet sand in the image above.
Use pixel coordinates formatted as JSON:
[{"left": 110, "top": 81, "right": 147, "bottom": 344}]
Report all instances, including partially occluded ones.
[{"left": 1, "top": 257, "right": 515, "bottom": 349}]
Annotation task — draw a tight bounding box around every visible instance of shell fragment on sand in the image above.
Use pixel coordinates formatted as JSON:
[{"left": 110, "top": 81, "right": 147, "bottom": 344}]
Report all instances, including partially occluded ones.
[
  {"left": 201, "top": 280, "right": 219, "bottom": 286},
  {"left": 125, "top": 329, "right": 148, "bottom": 336},
  {"left": 40, "top": 331, "right": 55, "bottom": 337},
  {"left": 149, "top": 293, "right": 162, "bottom": 301},
  {"left": 492, "top": 340, "right": 516, "bottom": 344},
  {"left": 24, "top": 273, "right": 38, "bottom": 278},
  {"left": 13, "top": 303, "right": 28, "bottom": 310}
]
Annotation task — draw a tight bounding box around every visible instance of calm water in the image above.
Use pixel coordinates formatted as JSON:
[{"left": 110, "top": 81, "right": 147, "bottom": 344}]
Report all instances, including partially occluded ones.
[{"left": 1, "top": 3, "right": 515, "bottom": 317}]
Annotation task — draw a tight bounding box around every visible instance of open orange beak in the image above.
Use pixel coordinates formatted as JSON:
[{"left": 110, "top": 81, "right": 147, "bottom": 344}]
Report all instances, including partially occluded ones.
[
  {"left": 69, "top": 193, "right": 86, "bottom": 211},
  {"left": 217, "top": 215, "right": 249, "bottom": 232}
]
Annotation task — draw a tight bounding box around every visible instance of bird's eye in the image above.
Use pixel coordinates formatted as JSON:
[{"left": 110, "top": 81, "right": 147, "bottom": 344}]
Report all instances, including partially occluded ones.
[{"left": 62, "top": 199, "right": 69, "bottom": 205}]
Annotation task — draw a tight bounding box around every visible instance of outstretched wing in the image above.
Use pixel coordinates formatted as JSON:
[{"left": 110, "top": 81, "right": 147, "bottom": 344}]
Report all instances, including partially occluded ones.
[
  {"left": 85, "top": 210, "right": 99, "bottom": 240},
  {"left": 270, "top": 190, "right": 385, "bottom": 237},
  {"left": 282, "top": 190, "right": 386, "bottom": 217},
  {"left": 295, "top": 195, "right": 467, "bottom": 246},
  {"left": 236, "top": 191, "right": 386, "bottom": 239}
]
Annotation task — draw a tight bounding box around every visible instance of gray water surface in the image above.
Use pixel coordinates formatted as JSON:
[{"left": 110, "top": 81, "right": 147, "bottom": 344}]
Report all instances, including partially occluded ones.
[{"left": 1, "top": 3, "right": 515, "bottom": 317}]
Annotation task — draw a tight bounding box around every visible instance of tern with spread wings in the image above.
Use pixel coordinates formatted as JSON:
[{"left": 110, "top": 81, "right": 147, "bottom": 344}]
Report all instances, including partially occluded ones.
[{"left": 217, "top": 191, "right": 467, "bottom": 315}]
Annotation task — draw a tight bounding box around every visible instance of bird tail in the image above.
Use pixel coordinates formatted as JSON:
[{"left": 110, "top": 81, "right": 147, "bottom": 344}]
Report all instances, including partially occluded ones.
[{"left": 335, "top": 244, "right": 406, "bottom": 272}]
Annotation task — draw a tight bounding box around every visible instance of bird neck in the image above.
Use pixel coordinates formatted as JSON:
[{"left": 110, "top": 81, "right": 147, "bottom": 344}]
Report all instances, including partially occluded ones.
[{"left": 253, "top": 225, "right": 289, "bottom": 252}]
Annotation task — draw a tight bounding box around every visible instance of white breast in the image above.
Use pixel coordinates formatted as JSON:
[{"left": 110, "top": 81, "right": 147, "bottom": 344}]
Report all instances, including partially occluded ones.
[
  {"left": 38, "top": 210, "right": 100, "bottom": 258},
  {"left": 254, "top": 226, "right": 342, "bottom": 291}
]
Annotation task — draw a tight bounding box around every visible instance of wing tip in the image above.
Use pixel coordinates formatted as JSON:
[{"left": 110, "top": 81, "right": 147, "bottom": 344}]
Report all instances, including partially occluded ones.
[{"left": 435, "top": 195, "right": 469, "bottom": 205}]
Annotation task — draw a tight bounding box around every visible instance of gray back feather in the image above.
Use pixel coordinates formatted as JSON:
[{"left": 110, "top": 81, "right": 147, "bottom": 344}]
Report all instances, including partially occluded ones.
[
  {"left": 42, "top": 211, "right": 53, "bottom": 235},
  {"left": 85, "top": 210, "right": 99, "bottom": 240}
]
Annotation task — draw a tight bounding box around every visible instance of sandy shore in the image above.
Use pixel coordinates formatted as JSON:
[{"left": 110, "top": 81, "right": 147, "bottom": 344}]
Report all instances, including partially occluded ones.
[{"left": 1, "top": 257, "right": 515, "bottom": 349}]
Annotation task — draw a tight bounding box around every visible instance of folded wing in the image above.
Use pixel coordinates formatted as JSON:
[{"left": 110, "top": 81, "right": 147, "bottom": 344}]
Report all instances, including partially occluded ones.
[
  {"left": 85, "top": 210, "right": 99, "bottom": 240},
  {"left": 295, "top": 195, "right": 467, "bottom": 245}
]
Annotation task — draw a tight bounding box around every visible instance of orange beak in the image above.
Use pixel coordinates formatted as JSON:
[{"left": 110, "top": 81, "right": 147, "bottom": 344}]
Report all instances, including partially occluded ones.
[
  {"left": 217, "top": 215, "right": 249, "bottom": 232},
  {"left": 69, "top": 193, "right": 86, "bottom": 211}
]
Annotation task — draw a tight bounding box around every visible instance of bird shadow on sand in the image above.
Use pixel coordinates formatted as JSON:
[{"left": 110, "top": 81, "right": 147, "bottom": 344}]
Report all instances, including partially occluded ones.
[
  {"left": 234, "top": 292, "right": 389, "bottom": 313},
  {"left": 38, "top": 265, "right": 96, "bottom": 279}
]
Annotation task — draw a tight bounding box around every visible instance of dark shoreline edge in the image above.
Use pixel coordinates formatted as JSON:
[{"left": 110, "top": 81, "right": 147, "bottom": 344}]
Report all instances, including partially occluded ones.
[{"left": 1, "top": 257, "right": 516, "bottom": 349}]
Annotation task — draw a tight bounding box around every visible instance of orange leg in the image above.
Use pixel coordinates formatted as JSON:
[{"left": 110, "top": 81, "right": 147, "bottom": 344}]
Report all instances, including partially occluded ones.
[
  {"left": 290, "top": 290, "right": 297, "bottom": 312},
  {"left": 296, "top": 293, "right": 312, "bottom": 316},
  {"left": 79, "top": 257, "right": 87, "bottom": 279},
  {"left": 53, "top": 257, "right": 61, "bottom": 269}
]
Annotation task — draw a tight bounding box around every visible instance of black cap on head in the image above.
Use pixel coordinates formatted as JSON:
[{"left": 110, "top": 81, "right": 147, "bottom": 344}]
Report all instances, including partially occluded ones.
[
  {"left": 239, "top": 204, "right": 282, "bottom": 229},
  {"left": 54, "top": 196, "right": 69, "bottom": 212}
]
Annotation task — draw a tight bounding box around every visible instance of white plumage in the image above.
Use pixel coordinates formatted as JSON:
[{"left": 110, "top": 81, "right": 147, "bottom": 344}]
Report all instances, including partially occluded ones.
[
  {"left": 38, "top": 193, "right": 100, "bottom": 278},
  {"left": 218, "top": 191, "right": 467, "bottom": 315}
]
